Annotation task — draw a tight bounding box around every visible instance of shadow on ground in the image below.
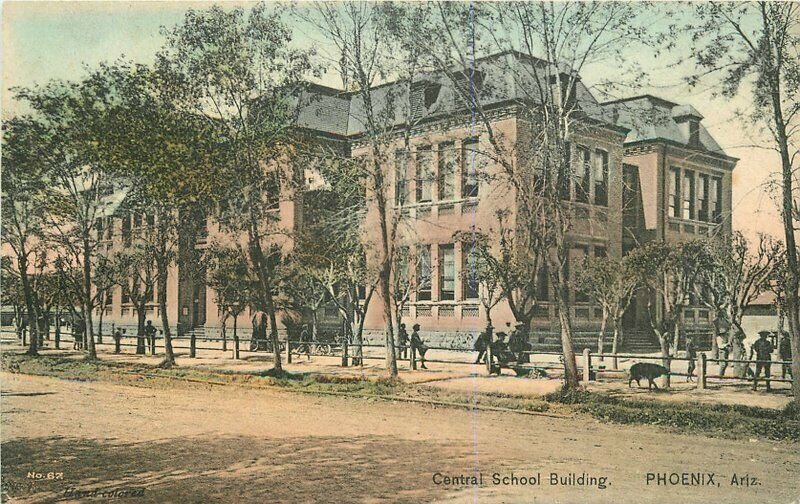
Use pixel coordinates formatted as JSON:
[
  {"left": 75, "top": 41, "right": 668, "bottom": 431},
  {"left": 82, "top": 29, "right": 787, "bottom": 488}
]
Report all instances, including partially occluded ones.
[{"left": 2, "top": 434, "right": 481, "bottom": 503}]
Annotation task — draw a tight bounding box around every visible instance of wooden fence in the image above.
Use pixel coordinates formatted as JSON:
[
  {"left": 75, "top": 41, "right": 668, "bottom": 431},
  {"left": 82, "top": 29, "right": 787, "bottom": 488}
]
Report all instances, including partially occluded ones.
[{"left": 2, "top": 328, "right": 792, "bottom": 390}]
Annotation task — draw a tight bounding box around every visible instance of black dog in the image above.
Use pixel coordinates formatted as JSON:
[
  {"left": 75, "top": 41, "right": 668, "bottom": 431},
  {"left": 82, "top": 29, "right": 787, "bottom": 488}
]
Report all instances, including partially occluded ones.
[{"left": 628, "top": 362, "right": 669, "bottom": 390}]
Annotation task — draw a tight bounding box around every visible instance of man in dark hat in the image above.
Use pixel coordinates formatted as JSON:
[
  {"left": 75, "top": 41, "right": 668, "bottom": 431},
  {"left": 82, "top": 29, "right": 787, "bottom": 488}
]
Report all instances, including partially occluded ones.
[
  {"left": 685, "top": 334, "right": 697, "bottom": 382},
  {"left": 144, "top": 320, "right": 157, "bottom": 355},
  {"left": 473, "top": 322, "right": 492, "bottom": 364},
  {"left": 750, "top": 330, "right": 775, "bottom": 391},
  {"left": 779, "top": 331, "right": 792, "bottom": 379},
  {"left": 397, "top": 323, "right": 409, "bottom": 360},
  {"left": 113, "top": 327, "right": 125, "bottom": 354},
  {"left": 410, "top": 323, "right": 428, "bottom": 370},
  {"left": 492, "top": 331, "right": 514, "bottom": 364},
  {"left": 714, "top": 316, "right": 732, "bottom": 376}
]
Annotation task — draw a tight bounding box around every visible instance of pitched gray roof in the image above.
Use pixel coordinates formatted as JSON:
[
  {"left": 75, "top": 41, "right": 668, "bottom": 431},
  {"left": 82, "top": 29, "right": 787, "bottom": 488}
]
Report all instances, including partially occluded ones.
[
  {"left": 600, "top": 95, "right": 729, "bottom": 157},
  {"left": 296, "top": 51, "right": 620, "bottom": 137}
]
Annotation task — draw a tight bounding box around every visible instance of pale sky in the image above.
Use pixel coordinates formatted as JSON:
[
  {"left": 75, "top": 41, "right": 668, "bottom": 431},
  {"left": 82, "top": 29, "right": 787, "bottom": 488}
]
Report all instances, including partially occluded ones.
[{"left": 1, "top": 1, "right": 785, "bottom": 242}]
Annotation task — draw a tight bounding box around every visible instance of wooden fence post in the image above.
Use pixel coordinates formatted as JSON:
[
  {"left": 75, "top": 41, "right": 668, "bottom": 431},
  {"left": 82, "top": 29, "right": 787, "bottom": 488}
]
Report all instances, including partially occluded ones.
[
  {"left": 234, "top": 335, "right": 240, "bottom": 360},
  {"left": 287, "top": 338, "right": 292, "bottom": 364},
  {"left": 583, "top": 348, "right": 591, "bottom": 382},
  {"left": 341, "top": 338, "right": 348, "bottom": 367},
  {"left": 697, "top": 352, "right": 707, "bottom": 390},
  {"left": 411, "top": 346, "right": 417, "bottom": 370},
  {"left": 189, "top": 332, "right": 196, "bottom": 358}
]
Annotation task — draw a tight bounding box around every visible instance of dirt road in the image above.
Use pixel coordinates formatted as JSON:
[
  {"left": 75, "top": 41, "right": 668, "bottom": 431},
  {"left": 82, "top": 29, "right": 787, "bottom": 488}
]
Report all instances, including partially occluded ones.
[{"left": 1, "top": 372, "right": 798, "bottom": 503}]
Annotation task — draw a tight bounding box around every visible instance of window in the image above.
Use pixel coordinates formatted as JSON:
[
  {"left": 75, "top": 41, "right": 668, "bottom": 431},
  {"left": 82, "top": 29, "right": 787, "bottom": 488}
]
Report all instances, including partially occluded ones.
[
  {"left": 395, "top": 149, "right": 407, "bottom": 205},
  {"left": 122, "top": 215, "right": 132, "bottom": 247},
  {"left": 559, "top": 142, "right": 572, "bottom": 200},
  {"left": 535, "top": 264, "right": 549, "bottom": 302},
  {"left": 410, "top": 81, "right": 441, "bottom": 119},
  {"left": 95, "top": 218, "right": 104, "bottom": 239},
  {"left": 122, "top": 287, "right": 130, "bottom": 305},
  {"left": 438, "top": 142, "right": 456, "bottom": 201},
  {"left": 133, "top": 213, "right": 142, "bottom": 228},
  {"left": 594, "top": 150, "right": 609, "bottom": 206},
  {"left": 265, "top": 172, "right": 280, "bottom": 210},
  {"left": 395, "top": 246, "right": 410, "bottom": 290},
  {"left": 416, "top": 146, "right": 433, "bottom": 202},
  {"left": 682, "top": 170, "right": 695, "bottom": 220},
  {"left": 698, "top": 174, "right": 710, "bottom": 222},
  {"left": 622, "top": 164, "right": 640, "bottom": 216},
  {"left": 146, "top": 213, "right": 155, "bottom": 227},
  {"left": 575, "top": 146, "right": 591, "bottom": 203},
  {"left": 105, "top": 289, "right": 113, "bottom": 305},
  {"left": 669, "top": 168, "right": 680, "bottom": 218},
  {"left": 417, "top": 245, "right": 432, "bottom": 301},
  {"left": 689, "top": 119, "right": 700, "bottom": 147},
  {"left": 424, "top": 84, "right": 441, "bottom": 109},
  {"left": 574, "top": 247, "right": 590, "bottom": 302},
  {"left": 710, "top": 177, "right": 723, "bottom": 223},
  {"left": 462, "top": 247, "right": 479, "bottom": 300},
  {"left": 439, "top": 245, "right": 455, "bottom": 301},
  {"left": 461, "top": 139, "right": 481, "bottom": 198}
]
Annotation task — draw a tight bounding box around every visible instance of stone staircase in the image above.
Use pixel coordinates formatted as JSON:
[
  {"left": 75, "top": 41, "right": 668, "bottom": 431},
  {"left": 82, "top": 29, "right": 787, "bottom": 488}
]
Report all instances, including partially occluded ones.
[{"left": 620, "top": 330, "right": 661, "bottom": 353}]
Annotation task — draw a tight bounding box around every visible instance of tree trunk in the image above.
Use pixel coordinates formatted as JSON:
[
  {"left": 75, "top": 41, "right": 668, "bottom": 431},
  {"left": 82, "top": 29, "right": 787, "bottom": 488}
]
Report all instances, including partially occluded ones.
[
  {"left": 96, "top": 302, "right": 104, "bottom": 344},
  {"left": 157, "top": 262, "right": 175, "bottom": 367},
  {"left": 55, "top": 310, "right": 61, "bottom": 350},
  {"left": 265, "top": 286, "right": 282, "bottom": 372},
  {"left": 597, "top": 309, "right": 608, "bottom": 361},
  {"left": 136, "top": 301, "right": 147, "bottom": 354},
  {"left": 82, "top": 237, "right": 97, "bottom": 360},
  {"left": 373, "top": 155, "right": 398, "bottom": 377},
  {"left": 233, "top": 315, "right": 239, "bottom": 359},
  {"left": 379, "top": 270, "right": 397, "bottom": 376},
  {"left": 18, "top": 253, "right": 39, "bottom": 356},
  {"left": 554, "top": 287, "right": 579, "bottom": 389},
  {"left": 245, "top": 208, "right": 281, "bottom": 372},
  {"left": 612, "top": 317, "right": 622, "bottom": 369},
  {"left": 221, "top": 314, "right": 228, "bottom": 352},
  {"left": 312, "top": 310, "right": 320, "bottom": 342},
  {"left": 672, "top": 315, "right": 681, "bottom": 358}
]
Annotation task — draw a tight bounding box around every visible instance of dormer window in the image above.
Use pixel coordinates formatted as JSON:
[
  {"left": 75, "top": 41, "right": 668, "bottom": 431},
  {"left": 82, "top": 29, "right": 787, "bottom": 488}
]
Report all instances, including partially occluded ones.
[
  {"left": 411, "top": 81, "right": 442, "bottom": 120},
  {"left": 688, "top": 119, "right": 700, "bottom": 147},
  {"left": 425, "top": 84, "right": 441, "bottom": 109},
  {"left": 672, "top": 105, "right": 704, "bottom": 149}
]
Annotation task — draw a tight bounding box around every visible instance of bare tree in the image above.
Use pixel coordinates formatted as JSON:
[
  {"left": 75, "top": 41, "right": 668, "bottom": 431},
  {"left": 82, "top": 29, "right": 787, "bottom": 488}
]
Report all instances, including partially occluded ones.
[
  {"left": 207, "top": 245, "right": 252, "bottom": 356},
  {"left": 298, "top": 1, "right": 441, "bottom": 377},
  {"left": 698, "top": 232, "right": 785, "bottom": 335},
  {"left": 576, "top": 255, "right": 638, "bottom": 361}
]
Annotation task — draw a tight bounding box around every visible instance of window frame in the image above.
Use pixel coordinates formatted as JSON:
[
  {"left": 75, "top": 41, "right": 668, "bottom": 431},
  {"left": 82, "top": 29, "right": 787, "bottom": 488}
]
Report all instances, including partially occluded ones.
[
  {"left": 416, "top": 245, "right": 432, "bottom": 301},
  {"left": 439, "top": 244, "right": 456, "bottom": 301},
  {"left": 415, "top": 146, "right": 433, "bottom": 203}
]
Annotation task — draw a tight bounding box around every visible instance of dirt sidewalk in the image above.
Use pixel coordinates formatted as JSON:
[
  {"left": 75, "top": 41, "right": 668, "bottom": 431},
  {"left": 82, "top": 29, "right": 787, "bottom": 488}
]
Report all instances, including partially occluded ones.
[{"left": 2, "top": 372, "right": 798, "bottom": 503}]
